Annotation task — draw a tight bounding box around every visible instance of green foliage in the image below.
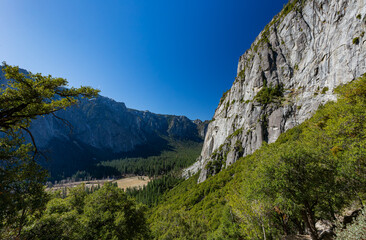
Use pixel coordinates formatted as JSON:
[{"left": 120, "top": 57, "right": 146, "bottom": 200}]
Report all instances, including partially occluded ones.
[
  {"left": 0, "top": 63, "right": 99, "bottom": 131},
  {"left": 254, "top": 83, "right": 283, "bottom": 105},
  {"left": 149, "top": 169, "right": 237, "bottom": 239},
  {"left": 335, "top": 208, "right": 366, "bottom": 240},
  {"left": 150, "top": 75, "right": 366, "bottom": 239},
  {"left": 219, "top": 89, "right": 230, "bottom": 105},
  {"left": 0, "top": 63, "right": 99, "bottom": 238},
  {"left": 208, "top": 205, "right": 241, "bottom": 240},
  {"left": 0, "top": 150, "right": 50, "bottom": 238},
  {"left": 353, "top": 37, "right": 360, "bottom": 45},
  {"left": 150, "top": 207, "right": 209, "bottom": 240},
  {"left": 238, "top": 69, "right": 245, "bottom": 79},
  {"left": 282, "top": 0, "right": 306, "bottom": 16},
  {"left": 126, "top": 175, "right": 183, "bottom": 207},
  {"left": 230, "top": 75, "right": 366, "bottom": 239},
  {"left": 252, "top": 0, "right": 306, "bottom": 53},
  {"left": 356, "top": 14, "right": 362, "bottom": 19},
  {"left": 101, "top": 140, "right": 202, "bottom": 177},
  {"left": 254, "top": 34, "right": 270, "bottom": 52},
  {"left": 24, "top": 183, "right": 151, "bottom": 239},
  {"left": 321, "top": 86, "right": 329, "bottom": 94},
  {"left": 231, "top": 128, "right": 243, "bottom": 137}
]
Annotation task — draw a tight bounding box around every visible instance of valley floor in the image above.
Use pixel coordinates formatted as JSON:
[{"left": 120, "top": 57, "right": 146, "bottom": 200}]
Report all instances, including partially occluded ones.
[{"left": 49, "top": 175, "right": 150, "bottom": 191}]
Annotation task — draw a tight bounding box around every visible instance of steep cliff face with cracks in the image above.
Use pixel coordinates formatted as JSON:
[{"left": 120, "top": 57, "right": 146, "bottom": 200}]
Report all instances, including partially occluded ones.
[{"left": 184, "top": 0, "right": 366, "bottom": 182}]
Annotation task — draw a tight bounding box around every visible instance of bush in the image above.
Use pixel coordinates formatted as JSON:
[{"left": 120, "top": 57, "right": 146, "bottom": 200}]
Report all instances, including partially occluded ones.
[
  {"left": 254, "top": 84, "right": 283, "bottom": 105},
  {"left": 353, "top": 37, "right": 360, "bottom": 45},
  {"left": 321, "top": 87, "right": 329, "bottom": 94},
  {"left": 335, "top": 208, "right": 366, "bottom": 240}
]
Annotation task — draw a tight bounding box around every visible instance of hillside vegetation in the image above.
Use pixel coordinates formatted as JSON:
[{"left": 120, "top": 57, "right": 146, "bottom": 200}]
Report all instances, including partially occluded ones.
[
  {"left": 14, "top": 72, "right": 366, "bottom": 240},
  {"left": 148, "top": 75, "right": 366, "bottom": 239},
  {"left": 100, "top": 140, "right": 202, "bottom": 177},
  {"left": 2, "top": 66, "right": 366, "bottom": 239}
]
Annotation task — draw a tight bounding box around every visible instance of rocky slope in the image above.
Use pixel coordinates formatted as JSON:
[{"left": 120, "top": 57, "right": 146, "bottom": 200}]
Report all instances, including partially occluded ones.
[
  {"left": 184, "top": 0, "right": 366, "bottom": 182},
  {"left": 27, "top": 95, "right": 207, "bottom": 178},
  {"left": 30, "top": 96, "right": 205, "bottom": 152}
]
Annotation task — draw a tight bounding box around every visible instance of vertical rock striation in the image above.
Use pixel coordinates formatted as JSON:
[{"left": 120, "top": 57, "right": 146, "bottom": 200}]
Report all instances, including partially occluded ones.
[{"left": 185, "top": 0, "right": 366, "bottom": 182}]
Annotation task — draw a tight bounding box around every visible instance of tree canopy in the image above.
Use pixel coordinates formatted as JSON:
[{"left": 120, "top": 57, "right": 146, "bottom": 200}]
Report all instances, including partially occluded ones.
[
  {"left": 0, "top": 63, "right": 99, "bottom": 238},
  {"left": 23, "top": 183, "right": 151, "bottom": 240}
]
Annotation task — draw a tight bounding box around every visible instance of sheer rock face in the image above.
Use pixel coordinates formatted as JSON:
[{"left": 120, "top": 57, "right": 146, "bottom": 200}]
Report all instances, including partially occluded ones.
[
  {"left": 184, "top": 0, "right": 366, "bottom": 182},
  {"left": 30, "top": 96, "right": 205, "bottom": 153},
  {"left": 27, "top": 95, "right": 208, "bottom": 178}
]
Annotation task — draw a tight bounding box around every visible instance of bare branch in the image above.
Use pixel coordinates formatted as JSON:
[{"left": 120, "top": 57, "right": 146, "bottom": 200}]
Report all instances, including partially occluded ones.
[
  {"left": 51, "top": 113, "right": 73, "bottom": 134},
  {"left": 20, "top": 127, "right": 38, "bottom": 161}
]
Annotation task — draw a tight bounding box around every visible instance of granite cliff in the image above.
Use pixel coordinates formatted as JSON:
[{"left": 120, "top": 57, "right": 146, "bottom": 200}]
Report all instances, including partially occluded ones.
[
  {"left": 184, "top": 0, "right": 366, "bottom": 182},
  {"left": 28, "top": 95, "right": 207, "bottom": 179},
  {"left": 0, "top": 67, "right": 208, "bottom": 179}
]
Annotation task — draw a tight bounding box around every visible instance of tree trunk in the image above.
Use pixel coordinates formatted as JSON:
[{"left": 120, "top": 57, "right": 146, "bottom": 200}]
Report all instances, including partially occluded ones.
[{"left": 302, "top": 203, "right": 318, "bottom": 240}]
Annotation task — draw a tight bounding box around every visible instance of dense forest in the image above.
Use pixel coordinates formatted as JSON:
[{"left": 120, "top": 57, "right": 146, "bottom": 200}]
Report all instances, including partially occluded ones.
[{"left": 100, "top": 140, "right": 202, "bottom": 177}]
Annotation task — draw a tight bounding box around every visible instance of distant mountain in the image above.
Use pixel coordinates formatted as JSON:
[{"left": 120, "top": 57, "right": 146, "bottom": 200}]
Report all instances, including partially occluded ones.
[{"left": 0, "top": 68, "right": 208, "bottom": 180}]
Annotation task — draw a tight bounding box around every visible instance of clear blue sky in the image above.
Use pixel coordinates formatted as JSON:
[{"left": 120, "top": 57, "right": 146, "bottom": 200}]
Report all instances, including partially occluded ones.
[{"left": 0, "top": 0, "right": 288, "bottom": 120}]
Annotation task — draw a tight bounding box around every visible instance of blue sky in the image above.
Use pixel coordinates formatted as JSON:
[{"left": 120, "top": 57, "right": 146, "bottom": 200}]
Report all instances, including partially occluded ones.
[{"left": 0, "top": 0, "right": 288, "bottom": 120}]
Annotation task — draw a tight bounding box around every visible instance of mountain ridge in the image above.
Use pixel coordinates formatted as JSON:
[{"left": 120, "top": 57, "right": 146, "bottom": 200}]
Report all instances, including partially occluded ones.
[
  {"left": 0, "top": 68, "right": 209, "bottom": 179},
  {"left": 184, "top": 0, "right": 366, "bottom": 182}
]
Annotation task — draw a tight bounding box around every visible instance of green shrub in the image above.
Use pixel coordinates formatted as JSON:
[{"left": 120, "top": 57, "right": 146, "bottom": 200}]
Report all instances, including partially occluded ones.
[
  {"left": 238, "top": 69, "right": 245, "bottom": 79},
  {"left": 335, "top": 208, "right": 366, "bottom": 240},
  {"left": 254, "top": 84, "right": 283, "bottom": 105},
  {"left": 353, "top": 37, "right": 360, "bottom": 45},
  {"left": 321, "top": 87, "right": 329, "bottom": 94},
  {"left": 220, "top": 90, "right": 230, "bottom": 104},
  {"left": 356, "top": 14, "right": 362, "bottom": 19},
  {"left": 231, "top": 128, "right": 243, "bottom": 137}
]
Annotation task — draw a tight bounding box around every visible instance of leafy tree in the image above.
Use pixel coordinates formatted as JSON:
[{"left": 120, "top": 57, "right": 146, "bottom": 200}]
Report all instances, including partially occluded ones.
[
  {"left": 23, "top": 197, "right": 84, "bottom": 240},
  {"left": 0, "top": 62, "right": 98, "bottom": 131},
  {"left": 150, "top": 206, "right": 209, "bottom": 240},
  {"left": 208, "top": 205, "right": 241, "bottom": 240},
  {"left": 228, "top": 76, "right": 366, "bottom": 240},
  {"left": 148, "top": 75, "right": 366, "bottom": 239},
  {"left": 0, "top": 63, "right": 99, "bottom": 238},
  {"left": 25, "top": 183, "right": 151, "bottom": 240},
  {"left": 82, "top": 183, "right": 150, "bottom": 240},
  {"left": 126, "top": 175, "right": 183, "bottom": 207}
]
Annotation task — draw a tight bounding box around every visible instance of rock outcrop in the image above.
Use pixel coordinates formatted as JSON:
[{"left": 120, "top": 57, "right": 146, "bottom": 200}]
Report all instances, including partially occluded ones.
[{"left": 185, "top": 0, "right": 366, "bottom": 182}]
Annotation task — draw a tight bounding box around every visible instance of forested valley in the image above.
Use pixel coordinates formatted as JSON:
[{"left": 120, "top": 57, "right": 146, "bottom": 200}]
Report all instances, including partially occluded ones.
[
  {"left": 2, "top": 62, "right": 366, "bottom": 239},
  {"left": 2, "top": 0, "right": 366, "bottom": 238}
]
